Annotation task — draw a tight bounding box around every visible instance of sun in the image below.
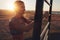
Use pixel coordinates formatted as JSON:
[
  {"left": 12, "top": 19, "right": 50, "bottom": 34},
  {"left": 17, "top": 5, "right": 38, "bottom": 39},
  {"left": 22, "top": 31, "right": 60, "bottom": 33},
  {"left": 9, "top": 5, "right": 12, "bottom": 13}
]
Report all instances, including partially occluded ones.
[
  {"left": 7, "top": 3, "right": 15, "bottom": 11},
  {"left": 5, "top": 1, "right": 14, "bottom": 11},
  {"left": 7, "top": 4, "right": 14, "bottom": 10}
]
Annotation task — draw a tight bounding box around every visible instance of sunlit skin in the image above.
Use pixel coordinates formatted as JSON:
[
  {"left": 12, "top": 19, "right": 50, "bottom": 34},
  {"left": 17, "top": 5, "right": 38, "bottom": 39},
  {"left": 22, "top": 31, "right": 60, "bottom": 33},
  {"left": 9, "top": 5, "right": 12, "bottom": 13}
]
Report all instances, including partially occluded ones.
[
  {"left": 14, "top": 1, "right": 25, "bottom": 18},
  {"left": 4, "top": 1, "right": 25, "bottom": 17}
]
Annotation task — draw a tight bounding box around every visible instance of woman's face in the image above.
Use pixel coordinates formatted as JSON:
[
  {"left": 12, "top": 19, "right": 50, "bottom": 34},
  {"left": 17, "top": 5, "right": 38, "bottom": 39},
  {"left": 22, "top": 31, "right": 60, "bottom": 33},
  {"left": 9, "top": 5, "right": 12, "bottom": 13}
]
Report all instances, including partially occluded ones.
[{"left": 14, "top": 2, "right": 25, "bottom": 14}]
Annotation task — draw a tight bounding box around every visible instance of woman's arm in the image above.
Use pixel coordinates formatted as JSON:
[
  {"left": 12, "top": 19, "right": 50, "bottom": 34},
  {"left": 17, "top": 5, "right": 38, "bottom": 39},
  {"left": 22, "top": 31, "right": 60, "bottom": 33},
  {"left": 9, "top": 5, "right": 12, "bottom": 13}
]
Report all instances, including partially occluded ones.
[
  {"left": 9, "top": 18, "right": 34, "bottom": 32},
  {"left": 22, "top": 21, "right": 34, "bottom": 32}
]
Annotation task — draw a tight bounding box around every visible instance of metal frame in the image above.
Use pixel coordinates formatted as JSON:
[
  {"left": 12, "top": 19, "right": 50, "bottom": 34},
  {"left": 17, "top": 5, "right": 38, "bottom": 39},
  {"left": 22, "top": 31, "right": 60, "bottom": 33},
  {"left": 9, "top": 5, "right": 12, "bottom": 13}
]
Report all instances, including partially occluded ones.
[
  {"left": 32, "top": 0, "right": 53, "bottom": 40},
  {"left": 32, "top": 0, "right": 44, "bottom": 40}
]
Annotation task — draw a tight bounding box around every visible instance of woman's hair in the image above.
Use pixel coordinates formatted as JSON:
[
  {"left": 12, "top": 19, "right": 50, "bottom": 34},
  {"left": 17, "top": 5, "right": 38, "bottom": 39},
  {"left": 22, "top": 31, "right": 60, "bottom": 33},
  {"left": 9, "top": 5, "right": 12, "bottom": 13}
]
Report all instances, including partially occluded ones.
[{"left": 14, "top": 1, "right": 24, "bottom": 5}]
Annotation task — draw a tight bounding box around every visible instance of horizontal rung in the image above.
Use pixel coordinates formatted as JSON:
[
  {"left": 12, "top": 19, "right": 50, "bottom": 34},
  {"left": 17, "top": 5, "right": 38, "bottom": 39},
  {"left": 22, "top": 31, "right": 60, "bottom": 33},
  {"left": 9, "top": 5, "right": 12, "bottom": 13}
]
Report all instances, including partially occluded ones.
[
  {"left": 41, "top": 29, "right": 49, "bottom": 40},
  {"left": 45, "top": 0, "right": 51, "bottom": 6},
  {"left": 40, "top": 22, "right": 49, "bottom": 38}
]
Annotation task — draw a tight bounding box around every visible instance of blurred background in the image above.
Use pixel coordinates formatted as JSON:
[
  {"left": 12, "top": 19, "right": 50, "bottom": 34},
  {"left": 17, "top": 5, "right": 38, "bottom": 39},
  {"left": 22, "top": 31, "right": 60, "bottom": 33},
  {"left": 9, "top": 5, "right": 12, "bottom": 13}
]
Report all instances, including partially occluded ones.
[{"left": 0, "top": 0, "right": 60, "bottom": 40}]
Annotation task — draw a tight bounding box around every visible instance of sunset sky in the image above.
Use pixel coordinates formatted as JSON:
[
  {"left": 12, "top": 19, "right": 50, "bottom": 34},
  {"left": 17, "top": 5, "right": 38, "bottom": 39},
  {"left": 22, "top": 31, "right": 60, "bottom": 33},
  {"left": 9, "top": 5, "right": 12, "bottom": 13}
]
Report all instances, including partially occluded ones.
[{"left": 0, "top": 0, "right": 60, "bottom": 11}]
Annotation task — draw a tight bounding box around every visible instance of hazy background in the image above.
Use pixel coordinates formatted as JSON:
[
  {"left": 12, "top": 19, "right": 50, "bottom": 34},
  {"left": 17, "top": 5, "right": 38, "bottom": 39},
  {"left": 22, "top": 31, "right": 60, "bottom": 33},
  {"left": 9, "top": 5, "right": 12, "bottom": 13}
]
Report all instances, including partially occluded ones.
[
  {"left": 0, "top": 0, "right": 60, "bottom": 11},
  {"left": 0, "top": 0, "right": 60, "bottom": 40}
]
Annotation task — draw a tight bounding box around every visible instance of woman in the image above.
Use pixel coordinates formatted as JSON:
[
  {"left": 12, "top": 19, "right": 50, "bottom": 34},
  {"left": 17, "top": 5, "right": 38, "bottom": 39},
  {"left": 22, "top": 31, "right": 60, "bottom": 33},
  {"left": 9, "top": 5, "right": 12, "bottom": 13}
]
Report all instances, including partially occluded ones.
[{"left": 9, "top": 1, "right": 34, "bottom": 40}]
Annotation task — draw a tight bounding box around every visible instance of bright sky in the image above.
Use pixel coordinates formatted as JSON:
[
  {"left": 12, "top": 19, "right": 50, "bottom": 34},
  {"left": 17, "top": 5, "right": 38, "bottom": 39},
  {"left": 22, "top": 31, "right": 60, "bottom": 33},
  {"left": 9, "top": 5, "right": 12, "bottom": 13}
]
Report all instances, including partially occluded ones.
[{"left": 0, "top": 0, "right": 60, "bottom": 11}]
